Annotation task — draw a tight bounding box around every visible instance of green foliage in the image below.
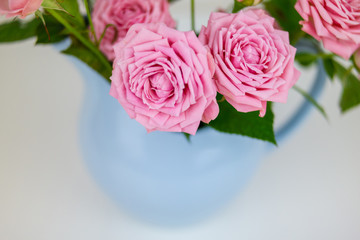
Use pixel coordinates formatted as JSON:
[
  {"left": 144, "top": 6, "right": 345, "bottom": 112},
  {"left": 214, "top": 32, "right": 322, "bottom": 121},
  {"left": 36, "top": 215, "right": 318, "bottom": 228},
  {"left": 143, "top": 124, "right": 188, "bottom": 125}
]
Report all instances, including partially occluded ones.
[
  {"left": 333, "top": 61, "right": 360, "bottom": 113},
  {"left": 209, "top": 98, "right": 276, "bottom": 144},
  {"left": 183, "top": 133, "right": 191, "bottom": 141},
  {"left": 293, "top": 51, "right": 329, "bottom": 118},
  {"left": 322, "top": 57, "right": 335, "bottom": 81},
  {"left": 264, "top": 0, "right": 302, "bottom": 44},
  {"left": 43, "top": 0, "right": 85, "bottom": 30},
  {"left": 0, "top": 15, "right": 67, "bottom": 44},
  {"left": 293, "top": 85, "right": 327, "bottom": 119},
  {"left": 62, "top": 38, "right": 112, "bottom": 81},
  {"left": 295, "top": 52, "right": 317, "bottom": 67},
  {"left": 340, "top": 74, "right": 360, "bottom": 113},
  {"left": 36, "top": 15, "right": 67, "bottom": 44},
  {"left": 0, "top": 18, "right": 40, "bottom": 43},
  {"left": 42, "top": 0, "right": 68, "bottom": 12},
  {"left": 232, "top": 0, "right": 249, "bottom": 13},
  {"left": 0, "top": 0, "right": 84, "bottom": 44}
]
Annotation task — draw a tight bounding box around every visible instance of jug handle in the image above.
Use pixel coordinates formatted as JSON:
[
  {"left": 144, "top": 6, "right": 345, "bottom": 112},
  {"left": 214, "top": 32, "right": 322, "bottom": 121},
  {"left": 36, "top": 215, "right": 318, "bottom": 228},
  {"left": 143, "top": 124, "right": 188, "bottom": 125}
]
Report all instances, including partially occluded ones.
[{"left": 275, "top": 39, "right": 327, "bottom": 144}]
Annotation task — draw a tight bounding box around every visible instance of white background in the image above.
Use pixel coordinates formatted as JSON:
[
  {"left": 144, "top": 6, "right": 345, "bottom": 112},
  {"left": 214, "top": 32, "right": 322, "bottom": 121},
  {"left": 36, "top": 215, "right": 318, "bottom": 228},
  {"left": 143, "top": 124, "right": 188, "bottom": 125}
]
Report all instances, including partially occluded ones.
[{"left": 1, "top": 0, "right": 360, "bottom": 239}]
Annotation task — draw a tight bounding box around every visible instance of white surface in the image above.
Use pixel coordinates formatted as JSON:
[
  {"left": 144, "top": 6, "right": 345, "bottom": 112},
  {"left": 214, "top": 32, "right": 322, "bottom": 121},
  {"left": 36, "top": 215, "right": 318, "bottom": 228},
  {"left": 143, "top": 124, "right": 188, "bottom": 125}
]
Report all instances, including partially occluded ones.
[{"left": 1, "top": 1, "right": 360, "bottom": 239}]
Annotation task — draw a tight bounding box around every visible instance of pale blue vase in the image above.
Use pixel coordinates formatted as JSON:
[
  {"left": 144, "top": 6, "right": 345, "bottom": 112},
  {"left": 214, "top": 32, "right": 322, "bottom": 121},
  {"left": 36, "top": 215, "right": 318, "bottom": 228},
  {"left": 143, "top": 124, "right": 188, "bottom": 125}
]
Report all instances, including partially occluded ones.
[{"left": 67, "top": 39, "right": 326, "bottom": 225}]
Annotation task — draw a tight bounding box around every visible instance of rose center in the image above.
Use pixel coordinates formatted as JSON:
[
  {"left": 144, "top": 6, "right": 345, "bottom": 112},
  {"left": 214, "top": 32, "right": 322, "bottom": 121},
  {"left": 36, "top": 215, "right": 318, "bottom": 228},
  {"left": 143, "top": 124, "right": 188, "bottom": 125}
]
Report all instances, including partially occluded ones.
[
  {"left": 230, "top": 41, "right": 261, "bottom": 71},
  {"left": 148, "top": 72, "right": 174, "bottom": 100},
  {"left": 113, "top": 3, "right": 145, "bottom": 30},
  {"left": 242, "top": 45, "right": 260, "bottom": 65},
  {"left": 121, "top": 4, "right": 142, "bottom": 19}
]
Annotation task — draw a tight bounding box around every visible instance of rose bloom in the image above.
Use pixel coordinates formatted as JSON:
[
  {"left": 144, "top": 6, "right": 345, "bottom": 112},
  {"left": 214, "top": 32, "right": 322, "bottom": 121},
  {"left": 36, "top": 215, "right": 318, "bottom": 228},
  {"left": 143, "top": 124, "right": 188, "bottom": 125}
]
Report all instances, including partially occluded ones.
[
  {"left": 92, "top": 0, "right": 176, "bottom": 61},
  {"left": 110, "top": 23, "right": 219, "bottom": 135},
  {"left": 199, "top": 9, "right": 300, "bottom": 117},
  {"left": 295, "top": 0, "right": 360, "bottom": 60},
  {"left": 0, "top": 0, "right": 43, "bottom": 18}
]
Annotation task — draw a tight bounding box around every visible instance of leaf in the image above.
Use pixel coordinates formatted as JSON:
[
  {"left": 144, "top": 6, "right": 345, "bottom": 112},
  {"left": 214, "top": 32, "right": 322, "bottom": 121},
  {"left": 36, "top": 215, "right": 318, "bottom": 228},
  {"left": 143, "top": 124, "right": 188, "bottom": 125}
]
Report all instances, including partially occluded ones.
[
  {"left": 295, "top": 52, "right": 318, "bottom": 67},
  {"left": 340, "top": 74, "right": 360, "bottom": 113},
  {"left": 62, "top": 38, "right": 112, "bottom": 81},
  {"left": 232, "top": 0, "right": 249, "bottom": 13},
  {"left": 35, "top": 15, "right": 67, "bottom": 44},
  {"left": 42, "top": 0, "right": 68, "bottom": 13},
  {"left": 0, "top": 18, "right": 40, "bottom": 43},
  {"left": 183, "top": 133, "right": 191, "bottom": 142},
  {"left": 333, "top": 61, "right": 347, "bottom": 79},
  {"left": 44, "top": 0, "right": 85, "bottom": 29},
  {"left": 322, "top": 57, "right": 335, "bottom": 81},
  {"left": 293, "top": 85, "right": 327, "bottom": 119},
  {"left": 333, "top": 61, "right": 360, "bottom": 113},
  {"left": 209, "top": 99, "right": 276, "bottom": 145},
  {"left": 34, "top": 10, "right": 51, "bottom": 41},
  {"left": 264, "top": 0, "right": 302, "bottom": 44}
]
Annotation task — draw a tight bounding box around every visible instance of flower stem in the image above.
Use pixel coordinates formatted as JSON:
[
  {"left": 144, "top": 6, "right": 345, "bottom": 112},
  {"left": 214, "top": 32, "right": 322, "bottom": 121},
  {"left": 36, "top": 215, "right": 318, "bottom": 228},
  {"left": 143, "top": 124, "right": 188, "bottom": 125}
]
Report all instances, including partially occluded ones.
[
  {"left": 191, "top": 0, "right": 195, "bottom": 32},
  {"left": 98, "top": 24, "right": 118, "bottom": 46},
  {"left": 84, "top": 0, "right": 97, "bottom": 44},
  {"left": 47, "top": 9, "right": 112, "bottom": 76}
]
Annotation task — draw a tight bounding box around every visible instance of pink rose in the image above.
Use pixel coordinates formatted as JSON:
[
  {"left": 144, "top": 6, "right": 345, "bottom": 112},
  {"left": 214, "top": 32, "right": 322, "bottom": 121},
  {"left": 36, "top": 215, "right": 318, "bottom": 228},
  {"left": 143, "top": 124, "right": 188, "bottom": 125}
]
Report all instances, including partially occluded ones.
[
  {"left": 110, "top": 23, "right": 219, "bottom": 135},
  {"left": 0, "top": 0, "right": 43, "bottom": 18},
  {"left": 295, "top": 0, "right": 360, "bottom": 60},
  {"left": 92, "top": 0, "right": 176, "bottom": 61},
  {"left": 199, "top": 10, "right": 300, "bottom": 117}
]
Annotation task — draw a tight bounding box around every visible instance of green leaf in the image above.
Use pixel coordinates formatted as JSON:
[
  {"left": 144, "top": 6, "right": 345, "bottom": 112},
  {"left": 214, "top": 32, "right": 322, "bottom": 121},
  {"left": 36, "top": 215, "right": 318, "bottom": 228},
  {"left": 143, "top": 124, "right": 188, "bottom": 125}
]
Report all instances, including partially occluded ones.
[
  {"left": 333, "top": 61, "right": 360, "bottom": 113},
  {"left": 340, "top": 74, "right": 360, "bottom": 113},
  {"left": 264, "top": 0, "right": 302, "bottom": 44},
  {"left": 0, "top": 18, "right": 40, "bottom": 43},
  {"left": 232, "top": 0, "right": 248, "bottom": 13},
  {"left": 293, "top": 85, "right": 327, "bottom": 119},
  {"left": 295, "top": 52, "right": 318, "bottom": 67},
  {"left": 183, "top": 133, "right": 191, "bottom": 142},
  {"left": 333, "top": 61, "right": 347, "bottom": 79},
  {"left": 35, "top": 15, "right": 67, "bottom": 44},
  {"left": 322, "top": 57, "right": 335, "bottom": 81},
  {"left": 209, "top": 99, "right": 276, "bottom": 145},
  {"left": 42, "top": 0, "right": 68, "bottom": 12},
  {"left": 44, "top": 0, "right": 85, "bottom": 30},
  {"left": 62, "top": 38, "right": 112, "bottom": 81}
]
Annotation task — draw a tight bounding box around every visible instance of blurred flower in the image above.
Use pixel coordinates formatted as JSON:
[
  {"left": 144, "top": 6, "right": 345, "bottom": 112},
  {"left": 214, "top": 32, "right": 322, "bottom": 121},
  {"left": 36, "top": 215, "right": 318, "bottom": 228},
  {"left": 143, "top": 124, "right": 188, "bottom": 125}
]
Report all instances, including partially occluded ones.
[
  {"left": 199, "top": 9, "right": 300, "bottom": 117},
  {"left": 110, "top": 23, "right": 219, "bottom": 135},
  {"left": 92, "top": 0, "right": 176, "bottom": 61},
  {"left": 295, "top": 0, "right": 360, "bottom": 60},
  {"left": 0, "top": 0, "right": 43, "bottom": 18}
]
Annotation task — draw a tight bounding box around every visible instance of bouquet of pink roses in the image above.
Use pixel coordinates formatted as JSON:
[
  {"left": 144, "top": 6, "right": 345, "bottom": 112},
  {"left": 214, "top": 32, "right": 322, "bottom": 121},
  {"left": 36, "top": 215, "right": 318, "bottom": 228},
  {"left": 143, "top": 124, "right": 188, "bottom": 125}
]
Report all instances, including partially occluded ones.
[{"left": 1, "top": 0, "right": 359, "bottom": 145}]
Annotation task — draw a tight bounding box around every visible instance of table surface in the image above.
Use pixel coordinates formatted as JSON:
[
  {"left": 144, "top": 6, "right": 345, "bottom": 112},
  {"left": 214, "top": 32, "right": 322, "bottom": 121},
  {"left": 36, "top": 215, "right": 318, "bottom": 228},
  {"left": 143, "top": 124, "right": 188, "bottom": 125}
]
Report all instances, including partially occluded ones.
[{"left": 1, "top": 1, "right": 360, "bottom": 239}]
